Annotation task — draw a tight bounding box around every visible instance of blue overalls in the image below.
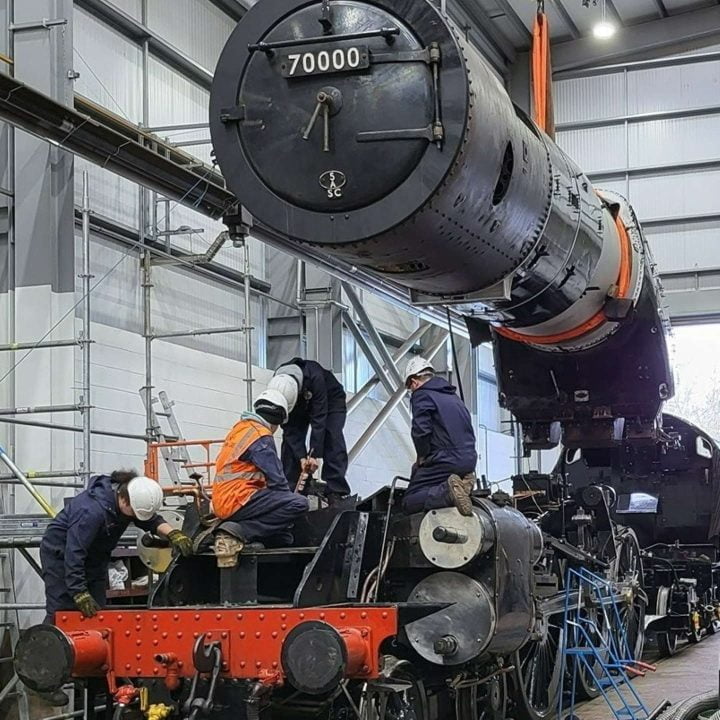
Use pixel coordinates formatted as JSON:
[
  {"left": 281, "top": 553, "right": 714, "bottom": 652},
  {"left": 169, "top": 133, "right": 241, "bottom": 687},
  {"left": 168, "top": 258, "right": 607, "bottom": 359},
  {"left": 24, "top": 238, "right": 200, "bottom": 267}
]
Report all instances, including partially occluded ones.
[
  {"left": 39, "top": 475, "right": 163, "bottom": 624},
  {"left": 279, "top": 358, "right": 350, "bottom": 496},
  {"left": 402, "top": 377, "right": 478, "bottom": 514}
]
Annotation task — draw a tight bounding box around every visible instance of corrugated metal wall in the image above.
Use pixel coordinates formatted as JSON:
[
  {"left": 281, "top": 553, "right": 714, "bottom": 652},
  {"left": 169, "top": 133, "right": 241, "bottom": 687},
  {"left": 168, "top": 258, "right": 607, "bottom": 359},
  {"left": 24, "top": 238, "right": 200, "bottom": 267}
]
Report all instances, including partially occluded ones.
[{"left": 554, "top": 51, "right": 720, "bottom": 320}]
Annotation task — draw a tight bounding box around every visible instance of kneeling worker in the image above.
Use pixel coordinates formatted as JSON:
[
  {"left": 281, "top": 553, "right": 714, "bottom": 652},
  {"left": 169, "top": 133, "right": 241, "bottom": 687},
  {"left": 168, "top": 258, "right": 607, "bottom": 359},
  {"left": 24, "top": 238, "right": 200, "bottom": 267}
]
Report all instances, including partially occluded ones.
[
  {"left": 40, "top": 472, "right": 192, "bottom": 623},
  {"left": 212, "top": 389, "right": 309, "bottom": 565},
  {"left": 403, "top": 357, "right": 478, "bottom": 516}
]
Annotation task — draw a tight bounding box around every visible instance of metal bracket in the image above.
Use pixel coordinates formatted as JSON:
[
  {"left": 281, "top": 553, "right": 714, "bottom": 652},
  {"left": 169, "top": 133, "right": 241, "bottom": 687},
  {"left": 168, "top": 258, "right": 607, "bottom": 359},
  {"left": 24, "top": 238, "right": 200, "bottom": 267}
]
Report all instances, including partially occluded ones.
[
  {"left": 343, "top": 512, "right": 369, "bottom": 600},
  {"left": 410, "top": 276, "right": 513, "bottom": 307},
  {"left": 356, "top": 126, "right": 435, "bottom": 142},
  {"left": 9, "top": 18, "right": 67, "bottom": 32},
  {"left": 363, "top": 42, "right": 443, "bottom": 145},
  {"left": 371, "top": 48, "right": 433, "bottom": 64},
  {"left": 183, "top": 639, "right": 223, "bottom": 720},
  {"left": 319, "top": 0, "right": 333, "bottom": 34},
  {"left": 248, "top": 27, "right": 399, "bottom": 54},
  {"left": 219, "top": 104, "right": 246, "bottom": 124}
]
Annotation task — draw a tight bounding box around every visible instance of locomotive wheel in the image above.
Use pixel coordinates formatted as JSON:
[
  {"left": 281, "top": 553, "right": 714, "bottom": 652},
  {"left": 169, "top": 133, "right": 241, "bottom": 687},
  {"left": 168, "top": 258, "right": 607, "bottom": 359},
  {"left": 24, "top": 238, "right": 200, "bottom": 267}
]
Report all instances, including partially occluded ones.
[
  {"left": 512, "top": 615, "right": 563, "bottom": 720},
  {"left": 456, "top": 674, "right": 506, "bottom": 720},
  {"left": 613, "top": 529, "right": 646, "bottom": 661},
  {"left": 375, "top": 658, "right": 429, "bottom": 720},
  {"left": 657, "top": 631, "right": 678, "bottom": 657}
]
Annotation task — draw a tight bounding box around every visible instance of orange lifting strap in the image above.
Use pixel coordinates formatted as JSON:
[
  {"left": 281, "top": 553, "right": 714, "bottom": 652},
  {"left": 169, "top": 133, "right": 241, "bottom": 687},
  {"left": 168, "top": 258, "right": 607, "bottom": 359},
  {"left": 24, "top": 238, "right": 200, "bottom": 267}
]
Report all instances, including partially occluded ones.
[{"left": 531, "top": 4, "right": 555, "bottom": 139}]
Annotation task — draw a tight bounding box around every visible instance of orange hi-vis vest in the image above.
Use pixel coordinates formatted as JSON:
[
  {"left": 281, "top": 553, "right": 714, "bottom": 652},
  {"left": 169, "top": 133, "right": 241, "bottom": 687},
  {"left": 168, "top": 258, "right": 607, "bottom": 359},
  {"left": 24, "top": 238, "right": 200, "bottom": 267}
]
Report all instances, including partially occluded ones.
[{"left": 213, "top": 418, "right": 272, "bottom": 519}]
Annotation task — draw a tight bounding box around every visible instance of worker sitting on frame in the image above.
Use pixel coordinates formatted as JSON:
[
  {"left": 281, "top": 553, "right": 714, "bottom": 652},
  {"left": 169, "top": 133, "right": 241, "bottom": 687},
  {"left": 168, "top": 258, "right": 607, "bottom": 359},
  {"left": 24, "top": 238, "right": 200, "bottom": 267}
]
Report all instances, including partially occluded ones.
[
  {"left": 211, "top": 389, "right": 309, "bottom": 567},
  {"left": 402, "top": 357, "right": 478, "bottom": 517}
]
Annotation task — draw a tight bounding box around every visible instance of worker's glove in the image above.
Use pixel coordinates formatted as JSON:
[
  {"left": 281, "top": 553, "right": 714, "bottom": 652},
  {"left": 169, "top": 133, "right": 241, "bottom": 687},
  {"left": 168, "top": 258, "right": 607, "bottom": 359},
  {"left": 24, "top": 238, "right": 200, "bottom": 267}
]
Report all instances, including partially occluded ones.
[
  {"left": 73, "top": 591, "right": 101, "bottom": 618},
  {"left": 301, "top": 457, "right": 319, "bottom": 474},
  {"left": 167, "top": 529, "right": 193, "bottom": 557}
]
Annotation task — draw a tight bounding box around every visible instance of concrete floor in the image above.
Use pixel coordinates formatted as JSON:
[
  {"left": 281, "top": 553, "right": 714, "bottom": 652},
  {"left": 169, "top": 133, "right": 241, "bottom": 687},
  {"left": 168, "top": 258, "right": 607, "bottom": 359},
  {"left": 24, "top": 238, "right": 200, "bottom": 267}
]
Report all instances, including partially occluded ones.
[{"left": 576, "top": 634, "right": 720, "bottom": 719}]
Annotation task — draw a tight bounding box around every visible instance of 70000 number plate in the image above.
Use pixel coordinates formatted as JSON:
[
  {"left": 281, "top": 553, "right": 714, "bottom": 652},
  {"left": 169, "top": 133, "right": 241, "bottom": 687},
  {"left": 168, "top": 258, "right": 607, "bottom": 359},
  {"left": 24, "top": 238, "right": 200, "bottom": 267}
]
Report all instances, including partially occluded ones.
[{"left": 280, "top": 45, "right": 369, "bottom": 78}]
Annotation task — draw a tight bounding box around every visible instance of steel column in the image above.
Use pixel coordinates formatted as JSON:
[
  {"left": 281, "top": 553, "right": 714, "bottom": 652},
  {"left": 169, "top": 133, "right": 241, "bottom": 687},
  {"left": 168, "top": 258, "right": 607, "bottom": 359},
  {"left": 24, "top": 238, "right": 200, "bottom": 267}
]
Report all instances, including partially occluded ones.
[
  {"left": 347, "top": 324, "right": 431, "bottom": 415},
  {"left": 348, "top": 333, "right": 448, "bottom": 464},
  {"left": 342, "top": 311, "right": 411, "bottom": 425},
  {"left": 241, "top": 239, "right": 254, "bottom": 407},
  {"left": 341, "top": 284, "right": 404, "bottom": 388},
  {"left": 80, "top": 171, "right": 92, "bottom": 486},
  {"left": 142, "top": 248, "right": 154, "bottom": 442}
]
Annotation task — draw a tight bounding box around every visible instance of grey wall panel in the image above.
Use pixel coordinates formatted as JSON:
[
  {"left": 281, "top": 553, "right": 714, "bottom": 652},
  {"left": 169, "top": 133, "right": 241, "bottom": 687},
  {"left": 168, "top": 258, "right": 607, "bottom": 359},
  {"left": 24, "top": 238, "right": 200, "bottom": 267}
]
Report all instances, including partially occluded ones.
[
  {"left": 556, "top": 126, "right": 627, "bottom": 172},
  {"left": 554, "top": 73, "right": 626, "bottom": 123},
  {"left": 626, "top": 58, "right": 720, "bottom": 113},
  {"left": 645, "top": 222, "right": 720, "bottom": 271},
  {"left": 592, "top": 179, "right": 629, "bottom": 198},
  {"left": 106, "top": 0, "right": 141, "bottom": 18},
  {"left": 146, "top": 0, "right": 235, "bottom": 71},
  {"left": 78, "top": 232, "right": 265, "bottom": 363},
  {"left": 75, "top": 158, "right": 139, "bottom": 227},
  {"left": 74, "top": 8, "right": 143, "bottom": 123},
  {"left": 148, "top": 56, "right": 209, "bottom": 128},
  {"left": 628, "top": 169, "right": 720, "bottom": 219},
  {"left": 628, "top": 114, "right": 720, "bottom": 167}
]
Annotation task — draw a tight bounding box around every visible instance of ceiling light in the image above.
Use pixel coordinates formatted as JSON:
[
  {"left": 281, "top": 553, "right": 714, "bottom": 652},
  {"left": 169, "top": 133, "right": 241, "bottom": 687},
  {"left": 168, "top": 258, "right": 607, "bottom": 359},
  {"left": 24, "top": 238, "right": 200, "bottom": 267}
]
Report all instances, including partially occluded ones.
[{"left": 593, "top": 20, "right": 616, "bottom": 39}]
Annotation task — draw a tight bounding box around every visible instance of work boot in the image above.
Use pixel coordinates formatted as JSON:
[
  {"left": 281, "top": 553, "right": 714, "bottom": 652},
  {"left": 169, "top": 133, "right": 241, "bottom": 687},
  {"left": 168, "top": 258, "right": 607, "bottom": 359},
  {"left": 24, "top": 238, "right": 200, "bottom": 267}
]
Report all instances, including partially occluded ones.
[
  {"left": 214, "top": 531, "right": 245, "bottom": 568},
  {"left": 447, "top": 474, "right": 473, "bottom": 517},
  {"left": 461, "top": 473, "right": 477, "bottom": 495}
]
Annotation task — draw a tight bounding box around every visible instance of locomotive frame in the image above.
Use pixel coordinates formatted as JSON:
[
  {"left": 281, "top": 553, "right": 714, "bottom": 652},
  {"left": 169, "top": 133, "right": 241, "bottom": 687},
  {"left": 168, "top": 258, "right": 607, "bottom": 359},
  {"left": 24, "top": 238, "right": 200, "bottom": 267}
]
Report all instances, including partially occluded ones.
[{"left": 16, "top": 482, "right": 648, "bottom": 720}]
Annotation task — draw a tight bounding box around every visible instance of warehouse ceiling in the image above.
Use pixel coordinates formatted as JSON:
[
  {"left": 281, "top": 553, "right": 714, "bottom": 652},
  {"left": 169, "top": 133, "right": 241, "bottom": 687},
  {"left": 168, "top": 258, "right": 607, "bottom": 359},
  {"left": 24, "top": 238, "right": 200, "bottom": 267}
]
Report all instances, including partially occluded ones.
[
  {"left": 451, "top": 0, "right": 720, "bottom": 76},
  {"left": 211, "top": 0, "right": 720, "bottom": 78}
]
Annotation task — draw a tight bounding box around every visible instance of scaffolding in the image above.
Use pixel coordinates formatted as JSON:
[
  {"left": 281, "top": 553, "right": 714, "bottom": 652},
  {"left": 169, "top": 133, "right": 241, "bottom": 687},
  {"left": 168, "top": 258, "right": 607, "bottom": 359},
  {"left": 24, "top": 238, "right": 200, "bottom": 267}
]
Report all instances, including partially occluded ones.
[{"left": 0, "top": 9, "right": 462, "bottom": 720}]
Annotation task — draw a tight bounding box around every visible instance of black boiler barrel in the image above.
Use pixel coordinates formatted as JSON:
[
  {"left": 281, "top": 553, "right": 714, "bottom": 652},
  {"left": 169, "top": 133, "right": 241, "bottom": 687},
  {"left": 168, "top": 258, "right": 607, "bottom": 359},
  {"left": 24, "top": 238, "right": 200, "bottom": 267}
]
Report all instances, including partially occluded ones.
[{"left": 210, "top": 0, "right": 640, "bottom": 346}]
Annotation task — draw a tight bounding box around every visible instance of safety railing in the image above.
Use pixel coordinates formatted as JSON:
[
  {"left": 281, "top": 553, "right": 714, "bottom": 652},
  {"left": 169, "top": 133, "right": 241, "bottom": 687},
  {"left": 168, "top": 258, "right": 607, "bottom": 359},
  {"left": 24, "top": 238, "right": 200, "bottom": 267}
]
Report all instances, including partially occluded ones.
[{"left": 145, "top": 439, "right": 224, "bottom": 487}]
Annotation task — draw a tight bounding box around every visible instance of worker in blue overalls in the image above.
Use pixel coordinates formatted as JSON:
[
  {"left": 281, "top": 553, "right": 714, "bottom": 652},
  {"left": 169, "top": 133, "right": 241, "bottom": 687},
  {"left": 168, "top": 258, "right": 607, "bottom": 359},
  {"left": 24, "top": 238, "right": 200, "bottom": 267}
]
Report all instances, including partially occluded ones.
[
  {"left": 40, "top": 471, "right": 192, "bottom": 624},
  {"left": 271, "top": 358, "right": 350, "bottom": 502},
  {"left": 402, "top": 357, "right": 478, "bottom": 516}
]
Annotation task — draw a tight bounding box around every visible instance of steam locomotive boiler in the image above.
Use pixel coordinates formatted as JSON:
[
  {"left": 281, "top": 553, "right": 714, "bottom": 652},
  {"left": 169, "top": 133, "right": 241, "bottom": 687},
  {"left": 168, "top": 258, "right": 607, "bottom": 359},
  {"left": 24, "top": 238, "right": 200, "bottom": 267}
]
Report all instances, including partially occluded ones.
[
  {"left": 210, "top": 0, "right": 673, "bottom": 451},
  {"left": 13, "top": 0, "right": 673, "bottom": 719}
]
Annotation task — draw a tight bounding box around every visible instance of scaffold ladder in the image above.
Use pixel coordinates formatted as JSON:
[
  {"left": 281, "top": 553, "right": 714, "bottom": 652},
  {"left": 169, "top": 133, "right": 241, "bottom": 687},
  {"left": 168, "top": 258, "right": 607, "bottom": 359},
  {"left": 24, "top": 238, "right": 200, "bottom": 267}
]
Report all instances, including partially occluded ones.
[
  {"left": 0, "top": 550, "right": 30, "bottom": 720},
  {"left": 140, "top": 390, "right": 192, "bottom": 486}
]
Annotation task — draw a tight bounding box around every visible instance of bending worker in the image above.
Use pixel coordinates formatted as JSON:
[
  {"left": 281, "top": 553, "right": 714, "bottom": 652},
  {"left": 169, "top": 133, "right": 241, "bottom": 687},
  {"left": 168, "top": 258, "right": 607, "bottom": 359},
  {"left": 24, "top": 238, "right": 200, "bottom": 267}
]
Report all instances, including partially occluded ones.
[
  {"left": 212, "top": 389, "right": 309, "bottom": 566},
  {"left": 40, "top": 472, "right": 192, "bottom": 623},
  {"left": 271, "top": 358, "right": 350, "bottom": 501},
  {"left": 403, "top": 357, "right": 478, "bottom": 516}
]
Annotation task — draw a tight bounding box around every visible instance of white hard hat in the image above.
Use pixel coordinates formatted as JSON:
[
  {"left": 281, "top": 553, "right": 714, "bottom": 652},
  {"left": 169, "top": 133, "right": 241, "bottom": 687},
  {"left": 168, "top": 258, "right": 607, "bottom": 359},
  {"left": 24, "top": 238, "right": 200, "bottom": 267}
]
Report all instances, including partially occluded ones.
[
  {"left": 253, "top": 388, "right": 289, "bottom": 425},
  {"left": 275, "top": 363, "right": 303, "bottom": 390},
  {"left": 268, "top": 374, "right": 299, "bottom": 413},
  {"left": 127, "top": 476, "right": 164, "bottom": 521},
  {"left": 404, "top": 356, "right": 435, "bottom": 387}
]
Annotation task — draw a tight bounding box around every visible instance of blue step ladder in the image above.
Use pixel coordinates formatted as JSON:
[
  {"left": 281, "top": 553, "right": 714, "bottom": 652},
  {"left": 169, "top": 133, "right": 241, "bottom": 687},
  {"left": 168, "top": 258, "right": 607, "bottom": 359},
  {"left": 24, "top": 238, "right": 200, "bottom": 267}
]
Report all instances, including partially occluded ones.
[{"left": 559, "top": 566, "right": 655, "bottom": 720}]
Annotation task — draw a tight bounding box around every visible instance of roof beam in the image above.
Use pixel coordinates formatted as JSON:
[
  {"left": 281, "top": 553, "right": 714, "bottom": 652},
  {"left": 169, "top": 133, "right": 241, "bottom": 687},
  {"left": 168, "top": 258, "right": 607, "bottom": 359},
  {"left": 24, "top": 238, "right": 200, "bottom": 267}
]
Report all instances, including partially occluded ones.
[
  {"left": 75, "top": 0, "right": 213, "bottom": 90},
  {"left": 549, "top": 0, "right": 581, "bottom": 40},
  {"left": 207, "top": 0, "right": 247, "bottom": 22},
  {"left": 552, "top": 5, "right": 720, "bottom": 73},
  {"left": 494, "top": 0, "right": 532, "bottom": 46},
  {"left": 653, "top": 0, "right": 669, "bottom": 19},
  {"left": 451, "top": 0, "right": 517, "bottom": 71}
]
